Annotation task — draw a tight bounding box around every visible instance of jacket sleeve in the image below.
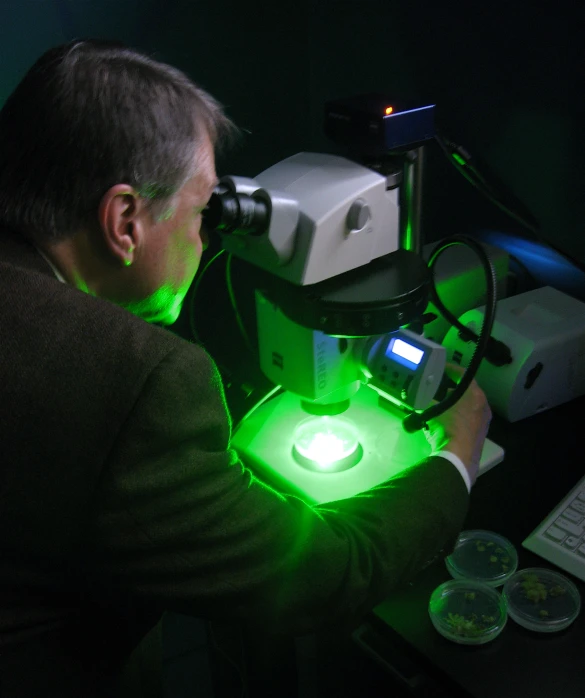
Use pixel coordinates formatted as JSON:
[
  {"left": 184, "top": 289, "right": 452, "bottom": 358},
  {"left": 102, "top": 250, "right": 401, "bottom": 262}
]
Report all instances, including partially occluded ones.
[{"left": 89, "top": 342, "right": 468, "bottom": 635}]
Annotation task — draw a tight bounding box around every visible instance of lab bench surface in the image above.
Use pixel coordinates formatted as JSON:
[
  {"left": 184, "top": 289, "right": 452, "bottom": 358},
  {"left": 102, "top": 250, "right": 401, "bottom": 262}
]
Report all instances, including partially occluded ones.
[{"left": 365, "top": 395, "right": 585, "bottom": 698}]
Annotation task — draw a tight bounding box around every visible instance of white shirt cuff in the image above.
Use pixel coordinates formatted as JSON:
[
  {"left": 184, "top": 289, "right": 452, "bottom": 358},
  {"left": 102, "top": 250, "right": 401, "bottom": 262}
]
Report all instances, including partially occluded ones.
[{"left": 431, "top": 450, "right": 472, "bottom": 493}]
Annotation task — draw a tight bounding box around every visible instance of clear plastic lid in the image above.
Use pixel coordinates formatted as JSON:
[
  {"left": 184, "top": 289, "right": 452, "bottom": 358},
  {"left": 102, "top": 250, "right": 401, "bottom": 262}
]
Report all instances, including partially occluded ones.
[
  {"left": 445, "top": 529, "right": 518, "bottom": 587},
  {"left": 429, "top": 579, "right": 508, "bottom": 645},
  {"left": 502, "top": 567, "right": 581, "bottom": 633}
]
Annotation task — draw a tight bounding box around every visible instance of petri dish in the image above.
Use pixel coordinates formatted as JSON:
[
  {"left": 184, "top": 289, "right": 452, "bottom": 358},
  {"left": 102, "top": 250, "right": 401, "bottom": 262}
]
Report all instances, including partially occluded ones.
[
  {"left": 292, "top": 415, "right": 362, "bottom": 472},
  {"left": 445, "top": 530, "right": 518, "bottom": 587},
  {"left": 502, "top": 567, "right": 581, "bottom": 633},
  {"left": 429, "top": 579, "right": 507, "bottom": 645}
]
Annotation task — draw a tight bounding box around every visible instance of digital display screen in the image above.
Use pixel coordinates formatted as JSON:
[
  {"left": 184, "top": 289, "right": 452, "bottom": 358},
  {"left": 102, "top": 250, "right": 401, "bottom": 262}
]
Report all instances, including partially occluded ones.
[
  {"left": 386, "top": 338, "right": 424, "bottom": 369},
  {"left": 392, "top": 339, "right": 424, "bottom": 364}
]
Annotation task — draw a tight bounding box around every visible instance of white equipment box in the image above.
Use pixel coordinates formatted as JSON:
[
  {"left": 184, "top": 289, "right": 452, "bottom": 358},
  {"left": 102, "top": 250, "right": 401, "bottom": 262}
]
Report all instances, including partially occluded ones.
[{"left": 443, "top": 286, "right": 585, "bottom": 422}]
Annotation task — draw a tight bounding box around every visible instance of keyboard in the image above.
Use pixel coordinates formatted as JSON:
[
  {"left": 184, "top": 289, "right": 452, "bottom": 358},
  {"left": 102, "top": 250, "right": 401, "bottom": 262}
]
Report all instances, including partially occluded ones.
[{"left": 523, "top": 473, "right": 585, "bottom": 582}]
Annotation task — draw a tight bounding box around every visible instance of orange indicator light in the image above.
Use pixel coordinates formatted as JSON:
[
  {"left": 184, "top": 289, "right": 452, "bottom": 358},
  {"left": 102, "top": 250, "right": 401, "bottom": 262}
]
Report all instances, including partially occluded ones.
[{"left": 384, "top": 106, "right": 394, "bottom": 115}]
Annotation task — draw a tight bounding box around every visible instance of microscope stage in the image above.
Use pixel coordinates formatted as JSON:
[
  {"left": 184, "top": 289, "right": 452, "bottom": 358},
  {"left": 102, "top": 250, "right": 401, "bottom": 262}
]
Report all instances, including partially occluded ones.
[{"left": 232, "top": 387, "right": 504, "bottom": 505}]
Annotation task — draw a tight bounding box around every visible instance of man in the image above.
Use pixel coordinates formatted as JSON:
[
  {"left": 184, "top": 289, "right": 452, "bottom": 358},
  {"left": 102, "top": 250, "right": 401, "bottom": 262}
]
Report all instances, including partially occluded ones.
[{"left": 0, "top": 40, "right": 491, "bottom": 697}]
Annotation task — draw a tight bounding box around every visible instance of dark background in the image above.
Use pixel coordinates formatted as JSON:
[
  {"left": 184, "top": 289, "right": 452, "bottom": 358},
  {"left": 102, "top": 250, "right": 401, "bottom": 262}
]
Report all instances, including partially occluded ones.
[
  {"left": 1, "top": 0, "right": 582, "bottom": 251},
  {"left": 1, "top": 3, "right": 583, "bottom": 694},
  {"left": 1, "top": 0, "right": 583, "bottom": 396}
]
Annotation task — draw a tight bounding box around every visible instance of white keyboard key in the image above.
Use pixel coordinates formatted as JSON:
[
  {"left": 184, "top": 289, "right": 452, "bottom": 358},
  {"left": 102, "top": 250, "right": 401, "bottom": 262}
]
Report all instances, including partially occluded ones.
[
  {"left": 554, "top": 518, "right": 584, "bottom": 537},
  {"left": 523, "top": 474, "right": 585, "bottom": 582},
  {"left": 545, "top": 525, "right": 566, "bottom": 541},
  {"left": 563, "top": 536, "right": 581, "bottom": 550},
  {"left": 563, "top": 508, "right": 583, "bottom": 524}
]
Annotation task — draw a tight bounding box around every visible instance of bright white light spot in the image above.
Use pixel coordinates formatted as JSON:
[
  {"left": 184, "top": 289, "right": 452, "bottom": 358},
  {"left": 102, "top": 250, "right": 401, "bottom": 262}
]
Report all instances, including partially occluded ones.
[
  {"left": 392, "top": 339, "right": 424, "bottom": 365},
  {"left": 293, "top": 416, "right": 361, "bottom": 471}
]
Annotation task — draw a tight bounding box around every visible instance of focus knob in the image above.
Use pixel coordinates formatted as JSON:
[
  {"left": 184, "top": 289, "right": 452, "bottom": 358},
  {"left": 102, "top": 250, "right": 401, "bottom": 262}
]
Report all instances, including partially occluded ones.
[{"left": 346, "top": 198, "right": 371, "bottom": 233}]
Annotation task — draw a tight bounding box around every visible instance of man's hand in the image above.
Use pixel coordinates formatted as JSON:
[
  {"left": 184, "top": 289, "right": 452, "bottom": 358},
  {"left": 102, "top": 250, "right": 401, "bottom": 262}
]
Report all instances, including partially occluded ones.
[{"left": 424, "top": 365, "right": 492, "bottom": 487}]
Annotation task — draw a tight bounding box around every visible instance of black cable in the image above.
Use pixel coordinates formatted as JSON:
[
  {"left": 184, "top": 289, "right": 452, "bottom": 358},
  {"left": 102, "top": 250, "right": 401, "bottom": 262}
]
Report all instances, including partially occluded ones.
[
  {"left": 402, "top": 235, "right": 497, "bottom": 432},
  {"left": 427, "top": 240, "right": 512, "bottom": 367},
  {"left": 434, "top": 131, "right": 585, "bottom": 276},
  {"left": 435, "top": 132, "right": 539, "bottom": 234},
  {"left": 188, "top": 248, "right": 226, "bottom": 346}
]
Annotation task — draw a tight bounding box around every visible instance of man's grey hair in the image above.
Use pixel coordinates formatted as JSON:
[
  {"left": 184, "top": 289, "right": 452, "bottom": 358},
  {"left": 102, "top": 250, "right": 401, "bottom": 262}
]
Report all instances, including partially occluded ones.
[{"left": 0, "top": 39, "right": 236, "bottom": 241}]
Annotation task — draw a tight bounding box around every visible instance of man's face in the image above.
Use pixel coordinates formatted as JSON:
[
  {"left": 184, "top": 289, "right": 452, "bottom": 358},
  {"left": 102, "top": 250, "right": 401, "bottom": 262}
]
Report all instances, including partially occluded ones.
[{"left": 129, "top": 135, "right": 218, "bottom": 325}]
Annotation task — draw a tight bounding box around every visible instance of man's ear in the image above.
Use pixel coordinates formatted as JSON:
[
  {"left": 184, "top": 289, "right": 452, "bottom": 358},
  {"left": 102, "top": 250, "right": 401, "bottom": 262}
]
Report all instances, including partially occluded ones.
[{"left": 98, "top": 184, "right": 146, "bottom": 267}]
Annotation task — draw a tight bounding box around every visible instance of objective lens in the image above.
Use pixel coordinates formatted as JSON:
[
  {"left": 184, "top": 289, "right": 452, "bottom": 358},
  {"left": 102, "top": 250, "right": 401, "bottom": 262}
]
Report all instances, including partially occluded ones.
[{"left": 204, "top": 190, "right": 269, "bottom": 236}]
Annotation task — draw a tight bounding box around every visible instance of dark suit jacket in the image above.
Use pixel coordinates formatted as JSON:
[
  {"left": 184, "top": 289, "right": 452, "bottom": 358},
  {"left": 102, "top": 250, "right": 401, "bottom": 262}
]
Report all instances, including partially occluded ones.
[{"left": 0, "top": 230, "right": 469, "bottom": 696}]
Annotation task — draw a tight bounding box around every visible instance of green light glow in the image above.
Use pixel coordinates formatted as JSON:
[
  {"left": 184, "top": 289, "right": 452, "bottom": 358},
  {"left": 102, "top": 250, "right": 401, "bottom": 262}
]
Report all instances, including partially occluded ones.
[
  {"left": 231, "top": 387, "right": 430, "bottom": 504},
  {"left": 232, "top": 387, "right": 504, "bottom": 504},
  {"left": 292, "top": 416, "right": 361, "bottom": 472},
  {"left": 404, "top": 219, "right": 414, "bottom": 251},
  {"left": 403, "top": 166, "right": 414, "bottom": 251},
  {"left": 119, "top": 282, "right": 184, "bottom": 325}
]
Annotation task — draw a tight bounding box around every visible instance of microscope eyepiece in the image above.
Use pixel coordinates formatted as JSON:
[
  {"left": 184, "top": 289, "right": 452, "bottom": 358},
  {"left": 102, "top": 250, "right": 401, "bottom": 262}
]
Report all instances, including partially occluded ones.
[{"left": 204, "top": 188, "right": 269, "bottom": 236}]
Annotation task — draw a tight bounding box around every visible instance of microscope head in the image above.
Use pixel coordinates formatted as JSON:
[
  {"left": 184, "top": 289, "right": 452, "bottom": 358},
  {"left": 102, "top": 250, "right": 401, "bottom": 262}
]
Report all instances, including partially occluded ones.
[{"left": 205, "top": 152, "right": 401, "bottom": 286}]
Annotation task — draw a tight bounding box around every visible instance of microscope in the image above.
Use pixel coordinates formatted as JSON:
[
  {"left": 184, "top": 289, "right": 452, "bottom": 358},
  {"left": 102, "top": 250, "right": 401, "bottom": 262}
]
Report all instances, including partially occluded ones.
[{"left": 203, "top": 94, "right": 504, "bottom": 504}]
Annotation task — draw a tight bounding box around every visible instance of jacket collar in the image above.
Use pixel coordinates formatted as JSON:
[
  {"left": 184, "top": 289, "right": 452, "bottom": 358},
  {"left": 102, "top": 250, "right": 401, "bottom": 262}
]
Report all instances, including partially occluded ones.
[{"left": 0, "top": 228, "right": 60, "bottom": 280}]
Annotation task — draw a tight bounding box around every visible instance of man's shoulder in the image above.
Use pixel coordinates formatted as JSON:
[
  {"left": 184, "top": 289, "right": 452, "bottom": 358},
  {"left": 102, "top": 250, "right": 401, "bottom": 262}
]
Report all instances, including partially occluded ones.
[
  {"left": 0, "top": 230, "right": 212, "bottom": 387},
  {"left": 50, "top": 276, "right": 204, "bottom": 375},
  {"left": 0, "top": 243, "right": 201, "bottom": 370}
]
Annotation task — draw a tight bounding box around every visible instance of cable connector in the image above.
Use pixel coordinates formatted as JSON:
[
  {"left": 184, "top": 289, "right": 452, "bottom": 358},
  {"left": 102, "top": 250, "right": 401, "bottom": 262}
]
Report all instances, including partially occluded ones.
[
  {"left": 402, "top": 411, "right": 428, "bottom": 433},
  {"left": 456, "top": 328, "right": 513, "bottom": 366},
  {"left": 485, "top": 336, "right": 513, "bottom": 366}
]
